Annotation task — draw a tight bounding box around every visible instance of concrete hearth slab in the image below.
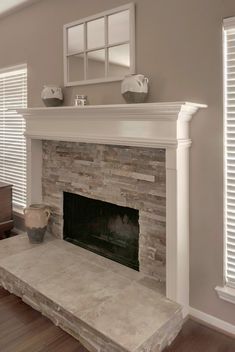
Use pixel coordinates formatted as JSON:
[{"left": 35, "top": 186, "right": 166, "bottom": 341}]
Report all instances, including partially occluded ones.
[{"left": 0, "top": 234, "right": 183, "bottom": 352}]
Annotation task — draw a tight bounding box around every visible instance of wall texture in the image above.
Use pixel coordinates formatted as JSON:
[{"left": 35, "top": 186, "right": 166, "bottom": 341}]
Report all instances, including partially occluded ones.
[{"left": 0, "top": 0, "right": 235, "bottom": 325}]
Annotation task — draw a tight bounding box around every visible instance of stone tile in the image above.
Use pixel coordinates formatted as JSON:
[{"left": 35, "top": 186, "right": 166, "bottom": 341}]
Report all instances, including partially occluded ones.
[
  {"left": 136, "top": 276, "right": 166, "bottom": 295},
  {"left": 82, "top": 281, "right": 181, "bottom": 351},
  {"left": 35, "top": 263, "right": 130, "bottom": 317},
  {"left": 42, "top": 141, "right": 166, "bottom": 280},
  {"left": 0, "top": 232, "right": 53, "bottom": 261},
  {"left": 53, "top": 240, "right": 145, "bottom": 282},
  {"left": 0, "top": 239, "right": 87, "bottom": 286},
  {"left": 0, "top": 236, "right": 183, "bottom": 352}
]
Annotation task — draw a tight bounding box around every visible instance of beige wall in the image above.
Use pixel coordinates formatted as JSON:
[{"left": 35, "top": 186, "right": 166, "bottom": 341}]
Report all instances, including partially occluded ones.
[{"left": 0, "top": 0, "right": 235, "bottom": 325}]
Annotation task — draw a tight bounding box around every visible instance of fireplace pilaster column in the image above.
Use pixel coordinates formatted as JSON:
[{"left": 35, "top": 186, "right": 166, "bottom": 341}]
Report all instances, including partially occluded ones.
[
  {"left": 26, "top": 137, "right": 42, "bottom": 205},
  {"left": 166, "top": 144, "right": 190, "bottom": 316}
]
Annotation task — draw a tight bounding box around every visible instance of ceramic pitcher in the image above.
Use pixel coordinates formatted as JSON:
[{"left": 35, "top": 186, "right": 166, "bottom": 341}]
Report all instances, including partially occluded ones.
[
  {"left": 121, "top": 74, "right": 149, "bottom": 103},
  {"left": 41, "top": 85, "right": 63, "bottom": 107},
  {"left": 24, "top": 204, "right": 50, "bottom": 243}
]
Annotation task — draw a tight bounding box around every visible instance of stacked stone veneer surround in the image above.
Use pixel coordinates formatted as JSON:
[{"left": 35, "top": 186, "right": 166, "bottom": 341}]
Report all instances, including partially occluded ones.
[{"left": 42, "top": 141, "right": 166, "bottom": 281}]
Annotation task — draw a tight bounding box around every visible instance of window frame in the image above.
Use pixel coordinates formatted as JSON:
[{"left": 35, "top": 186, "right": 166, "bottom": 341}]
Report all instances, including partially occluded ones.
[
  {"left": 223, "top": 17, "right": 235, "bottom": 290},
  {"left": 63, "top": 3, "right": 135, "bottom": 86},
  {"left": 0, "top": 63, "right": 27, "bottom": 214},
  {"left": 216, "top": 17, "right": 235, "bottom": 304}
]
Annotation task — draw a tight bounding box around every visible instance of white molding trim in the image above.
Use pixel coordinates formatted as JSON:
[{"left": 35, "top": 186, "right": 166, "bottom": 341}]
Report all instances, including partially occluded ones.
[
  {"left": 215, "top": 285, "right": 235, "bottom": 305},
  {"left": 17, "top": 102, "right": 206, "bottom": 150},
  {"left": 17, "top": 102, "right": 206, "bottom": 121},
  {"left": 18, "top": 101, "right": 206, "bottom": 310},
  {"left": 24, "top": 133, "right": 192, "bottom": 149},
  {"left": 189, "top": 306, "right": 235, "bottom": 336}
]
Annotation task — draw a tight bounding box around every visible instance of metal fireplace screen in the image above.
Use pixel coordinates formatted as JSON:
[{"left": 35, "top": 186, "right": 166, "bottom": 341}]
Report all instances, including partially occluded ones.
[{"left": 63, "top": 192, "right": 139, "bottom": 270}]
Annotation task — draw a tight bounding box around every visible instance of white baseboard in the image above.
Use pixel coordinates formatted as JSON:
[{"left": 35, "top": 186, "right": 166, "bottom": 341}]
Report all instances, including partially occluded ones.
[{"left": 189, "top": 306, "right": 235, "bottom": 336}]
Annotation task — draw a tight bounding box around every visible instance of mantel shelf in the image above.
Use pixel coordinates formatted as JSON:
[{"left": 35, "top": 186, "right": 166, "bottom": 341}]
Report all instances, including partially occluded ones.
[
  {"left": 17, "top": 101, "right": 207, "bottom": 149},
  {"left": 17, "top": 101, "right": 207, "bottom": 122}
]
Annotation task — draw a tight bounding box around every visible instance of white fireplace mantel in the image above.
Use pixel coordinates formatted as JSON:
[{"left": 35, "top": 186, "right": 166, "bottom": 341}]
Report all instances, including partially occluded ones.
[
  {"left": 19, "top": 102, "right": 205, "bottom": 149},
  {"left": 18, "top": 101, "right": 207, "bottom": 316}
]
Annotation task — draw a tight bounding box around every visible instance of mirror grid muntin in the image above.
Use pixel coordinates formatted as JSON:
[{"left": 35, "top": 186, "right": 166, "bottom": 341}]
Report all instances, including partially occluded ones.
[{"left": 64, "top": 3, "right": 135, "bottom": 86}]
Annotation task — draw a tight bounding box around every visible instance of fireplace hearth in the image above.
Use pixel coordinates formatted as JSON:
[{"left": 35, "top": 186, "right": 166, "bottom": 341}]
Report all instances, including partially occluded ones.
[{"left": 63, "top": 192, "right": 139, "bottom": 270}]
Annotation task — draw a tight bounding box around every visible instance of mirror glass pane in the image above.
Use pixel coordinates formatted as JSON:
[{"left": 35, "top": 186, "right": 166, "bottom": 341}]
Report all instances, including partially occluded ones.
[
  {"left": 68, "top": 54, "right": 84, "bottom": 82},
  {"left": 108, "top": 10, "right": 129, "bottom": 45},
  {"left": 87, "top": 49, "right": 105, "bottom": 79},
  {"left": 108, "top": 44, "right": 130, "bottom": 77},
  {"left": 67, "top": 24, "right": 84, "bottom": 54},
  {"left": 87, "top": 18, "right": 105, "bottom": 49}
]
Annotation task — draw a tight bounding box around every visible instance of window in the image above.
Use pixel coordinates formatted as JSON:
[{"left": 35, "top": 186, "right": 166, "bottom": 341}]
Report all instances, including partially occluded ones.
[
  {"left": 224, "top": 18, "right": 235, "bottom": 288},
  {"left": 0, "top": 65, "right": 27, "bottom": 211},
  {"left": 64, "top": 3, "right": 135, "bottom": 86}
]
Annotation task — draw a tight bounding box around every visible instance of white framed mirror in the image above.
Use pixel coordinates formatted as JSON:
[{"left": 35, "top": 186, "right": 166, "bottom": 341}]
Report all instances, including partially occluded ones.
[{"left": 63, "top": 3, "right": 135, "bottom": 86}]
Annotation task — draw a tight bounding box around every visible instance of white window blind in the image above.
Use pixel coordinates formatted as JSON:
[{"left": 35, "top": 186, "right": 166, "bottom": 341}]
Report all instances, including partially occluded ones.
[
  {"left": 0, "top": 65, "right": 27, "bottom": 210},
  {"left": 224, "top": 18, "right": 235, "bottom": 288}
]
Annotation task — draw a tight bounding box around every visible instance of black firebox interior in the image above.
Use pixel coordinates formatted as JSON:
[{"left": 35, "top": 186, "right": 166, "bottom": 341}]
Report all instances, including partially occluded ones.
[{"left": 63, "top": 192, "right": 139, "bottom": 270}]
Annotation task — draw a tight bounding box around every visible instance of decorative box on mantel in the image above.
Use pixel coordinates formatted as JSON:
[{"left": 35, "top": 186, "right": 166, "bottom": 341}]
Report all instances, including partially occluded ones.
[{"left": 17, "top": 102, "right": 206, "bottom": 316}]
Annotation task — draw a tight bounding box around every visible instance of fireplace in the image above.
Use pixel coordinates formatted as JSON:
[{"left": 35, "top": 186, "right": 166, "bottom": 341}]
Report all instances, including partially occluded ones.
[
  {"left": 63, "top": 192, "right": 139, "bottom": 270},
  {"left": 21, "top": 102, "right": 206, "bottom": 309}
]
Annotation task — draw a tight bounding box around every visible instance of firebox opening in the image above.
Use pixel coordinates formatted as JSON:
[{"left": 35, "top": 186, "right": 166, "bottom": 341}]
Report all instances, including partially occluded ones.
[{"left": 63, "top": 192, "right": 139, "bottom": 270}]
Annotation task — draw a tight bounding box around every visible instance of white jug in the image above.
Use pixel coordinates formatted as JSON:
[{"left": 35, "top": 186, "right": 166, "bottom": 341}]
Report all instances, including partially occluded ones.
[
  {"left": 121, "top": 74, "right": 149, "bottom": 103},
  {"left": 41, "top": 85, "right": 63, "bottom": 107}
]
